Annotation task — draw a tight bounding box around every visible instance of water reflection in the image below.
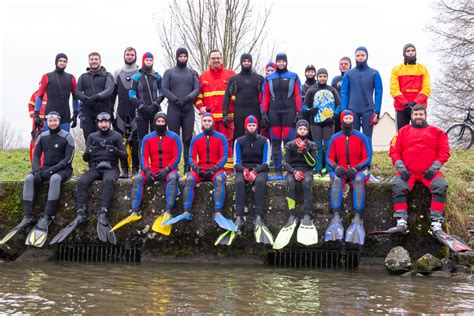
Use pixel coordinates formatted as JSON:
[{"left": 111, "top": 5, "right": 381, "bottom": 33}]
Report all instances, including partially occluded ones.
[{"left": 0, "top": 262, "right": 472, "bottom": 314}]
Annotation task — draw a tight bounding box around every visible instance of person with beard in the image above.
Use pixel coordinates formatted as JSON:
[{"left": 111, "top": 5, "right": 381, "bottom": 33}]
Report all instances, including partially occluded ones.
[
  {"left": 273, "top": 120, "right": 317, "bottom": 250},
  {"left": 0, "top": 112, "right": 74, "bottom": 247},
  {"left": 111, "top": 112, "right": 182, "bottom": 235},
  {"left": 34, "top": 53, "right": 79, "bottom": 132},
  {"left": 261, "top": 53, "right": 303, "bottom": 178},
  {"left": 218, "top": 115, "right": 273, "bottom": 246},
  {"left": 384, "top": 105, "right": 460, "bottom": 250},
  {"left": 129, "top": 52, "right": 164, "bottom": 149},
  {"left": 223, "top": 53, "right": 264, "bottom": 140},
  {"left": 304, "top": 68, "right": 340, "bottom": 178},
  {"left": 161, "top": 113, "right": 236, "bottom": 233},
  {"left": 50, "top": 112, "right": 126, "bottom": 245},
  {"left": 331, "top": 57, "right": 352, "bottom": 134},
  {"left": 195, "top": 50, "right": 236, "bottom": 173},
  {"left": 390, "top": 44, "right": 431, "bottom": 130},
  {"left": 162, "top": 47, "right": 200, "bottom": 173},
  {"left": 324, "top": 110, "right": 371, "bottom": 246},
  {"left": 111, "top": 47, "right": 140, "bottom": 178},
  {"left": 76, "top": 52, "right": 115, "bottom": 141},
  {"left": 340, "top": 47, "right": 382, "bottom": 150}
]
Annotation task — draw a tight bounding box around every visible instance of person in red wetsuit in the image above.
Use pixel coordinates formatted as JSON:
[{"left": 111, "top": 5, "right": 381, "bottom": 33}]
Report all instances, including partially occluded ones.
[
  {"left": 28, "top": 86, "right": 47, "bottom": 164},
  {"left": 195, "top": 50, "right": 235, "bottom": 173},
  {"left": 389, "top": 104, "right": 450, "bottom": 233},
  {"left": 324, "top": 110, "right": 372, "bottom": 245},
  {"left": 162, "top": 113, "right": 235, "bottom": 232}
]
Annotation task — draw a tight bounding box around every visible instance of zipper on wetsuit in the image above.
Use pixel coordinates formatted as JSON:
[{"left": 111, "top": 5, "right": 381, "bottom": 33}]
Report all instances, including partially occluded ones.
[
  {"left": 206, "top": 136, "right": 210, "bottom": 167},
  {"left": 346, "top": 136, "right": 351, "bottom": 168},
  {"left": 158, "top": 136, "right": 163, "bottom": 168}
]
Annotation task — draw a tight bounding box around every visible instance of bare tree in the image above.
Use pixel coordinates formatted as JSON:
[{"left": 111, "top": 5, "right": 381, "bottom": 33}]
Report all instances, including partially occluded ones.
[
  {"left": 428, "top": 0, "right": 473, "bottom": 128},
  {"left": 154, "top": 0, "right": 273, "bottom": 73},
  {"left": 0, "top": 118, "right": 22, "bottom": 150}
]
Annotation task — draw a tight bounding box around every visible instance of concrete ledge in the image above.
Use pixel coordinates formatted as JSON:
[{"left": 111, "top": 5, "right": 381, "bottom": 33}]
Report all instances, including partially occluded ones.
[{"left": 0, "top": 178, "right": 445, "bottom": 260}]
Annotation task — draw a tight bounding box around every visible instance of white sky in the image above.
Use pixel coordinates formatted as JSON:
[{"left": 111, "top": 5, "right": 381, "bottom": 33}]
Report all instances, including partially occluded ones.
[{"left": 1, "top": 0, "right": 437, "bottom": 147}]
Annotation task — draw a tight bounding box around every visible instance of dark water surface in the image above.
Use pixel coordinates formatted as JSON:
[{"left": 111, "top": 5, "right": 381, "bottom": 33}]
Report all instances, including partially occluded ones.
[{"left": 0, "top": 262, "right": 473, "bottom": 314}]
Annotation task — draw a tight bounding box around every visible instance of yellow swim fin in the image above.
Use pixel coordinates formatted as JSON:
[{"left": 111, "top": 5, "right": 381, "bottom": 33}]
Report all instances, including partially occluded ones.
[
  {"left": 152, "top": 212, "right": 172, "bottom": 236},
  {"left": 111, "top": 212, "right": 142, "bottom": 232}
]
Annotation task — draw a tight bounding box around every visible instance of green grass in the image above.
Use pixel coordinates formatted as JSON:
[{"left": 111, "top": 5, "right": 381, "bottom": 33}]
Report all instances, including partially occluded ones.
[{"left": 0, "top": 149, "right": 472, "bottom": 232}]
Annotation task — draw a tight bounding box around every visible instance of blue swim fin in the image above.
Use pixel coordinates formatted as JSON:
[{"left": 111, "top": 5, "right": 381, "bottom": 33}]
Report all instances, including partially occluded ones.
[
  {"left": 324, "top": 213, "right": 344, "bottom": 242},
  {"left": 214, "top": 212, "right": 237, "bottom": 232},
  {"left": 162, "top": 211, "right": 192, "bottom": 226},
  {"left": 344, "top": 213, "right": 365, "bottom": 245}
]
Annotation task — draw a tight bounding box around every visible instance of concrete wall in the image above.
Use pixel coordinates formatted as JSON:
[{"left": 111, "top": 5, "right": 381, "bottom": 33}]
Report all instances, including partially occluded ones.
[{"left": 0, "top": 178, "right": 449, "bottom": 261}]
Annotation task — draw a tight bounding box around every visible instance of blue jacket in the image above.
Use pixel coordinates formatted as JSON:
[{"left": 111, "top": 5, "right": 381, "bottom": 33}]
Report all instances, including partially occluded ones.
[{"left": 340, "top": 66, "right": 382, "bottom": 114}]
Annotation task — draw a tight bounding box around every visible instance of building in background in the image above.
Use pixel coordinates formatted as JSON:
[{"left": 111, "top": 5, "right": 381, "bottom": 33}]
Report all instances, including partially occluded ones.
[{"left": 373, "top": 112, "right": 396, "bottom": 151}]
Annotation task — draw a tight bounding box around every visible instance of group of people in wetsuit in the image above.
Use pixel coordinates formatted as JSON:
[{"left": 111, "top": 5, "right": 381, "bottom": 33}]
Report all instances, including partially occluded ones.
[{"left": 2, "top": 43, "right": 471, "bottom": 254}]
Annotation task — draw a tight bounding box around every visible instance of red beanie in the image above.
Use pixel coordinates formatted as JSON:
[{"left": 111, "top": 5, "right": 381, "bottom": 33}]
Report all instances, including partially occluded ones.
[
  {"left": 142, "top": 52, "right": 154, "bottom": 67},
  {"left": 244, "top": 115, "right": 258, "bottom": 130},
  {"left": 340, "top": 110, "right": 354, "bottom": 124}
]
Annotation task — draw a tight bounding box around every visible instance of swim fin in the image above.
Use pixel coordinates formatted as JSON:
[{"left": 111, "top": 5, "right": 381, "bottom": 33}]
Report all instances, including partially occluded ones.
[
  {"left": 324, "top": 213, "right": 344, "bottom": 241},
  {"left": 50, "top": 210, "right": 89, "bottom": 245},
  {"left": 297, "top": 214, "right": 318, "bottom": 246},
  {"left": 214, "top": 212, "right": 237, "bottom": 232},
  {"left": 0, "top": 216, "right": 36, "bottom": 245},
  {"left": 162, "top": 211, "right": 192, "bottom": 226},
  {"left": 25, "top": 215, "right": 51, "bottom": 248},
  {"left": 111, "top": 211, "right": 142, "bottom": 232},
  {"left": 273, "top": 214, "right": 298, "bottom": 250},
  {"left": 96, "top": 209, "right": 116, "bottom": 245},
  {"left": 214, "top": 230, "right": 236, "bottom": 246},
  {"left": 344, "top": 213, "right": 365, "bottom": 246},
  {"left": 254, "top": 215, "right": 274, "bottom": 245},
  {"left": 431, "top": 229, "right": 472, "bottom": 253},
  {"left": 152, "top": 211, "right": 172, "bottom": 236}
]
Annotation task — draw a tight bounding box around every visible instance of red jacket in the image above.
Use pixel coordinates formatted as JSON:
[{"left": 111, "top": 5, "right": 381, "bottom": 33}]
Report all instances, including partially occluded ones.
[
  {"left": 195, "top": 65, "right": 235, "bottom": 121},
  {"left": 140, "top": 130, "right": 182, "bottom": 173},
  {"left": 389, "top": 124, "right": 450, "bottom": 174},
  {"left": 29, "top": 90, "right": 47, "bottom": 119},
  {"left": 327, "top": 130, "right": 371, "bottom": 171},
  {"left": 189, "top": 131, "right": 228, "bottom": 170}
]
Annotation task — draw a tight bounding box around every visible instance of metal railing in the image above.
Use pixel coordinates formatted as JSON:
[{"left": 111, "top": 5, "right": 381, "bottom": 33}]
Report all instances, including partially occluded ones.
[
  {"left": 267, "top": 248, "right": 360, "bottom": 269},
  {"left": 56, "top": 242, "right": 141, "bottom": 264}
]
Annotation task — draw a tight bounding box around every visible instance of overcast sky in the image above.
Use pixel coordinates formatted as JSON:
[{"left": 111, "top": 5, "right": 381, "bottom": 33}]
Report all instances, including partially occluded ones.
[{"left": 1, "top": 0, "right": 437, "bottom": 147}]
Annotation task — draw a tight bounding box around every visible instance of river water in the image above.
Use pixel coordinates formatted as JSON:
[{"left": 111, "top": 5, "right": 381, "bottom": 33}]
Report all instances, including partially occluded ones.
[{"left": 0, "top": 262, "right": 473, "bottom": 314}]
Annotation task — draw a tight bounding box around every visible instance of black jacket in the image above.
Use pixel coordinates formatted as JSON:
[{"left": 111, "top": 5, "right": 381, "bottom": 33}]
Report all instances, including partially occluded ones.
[
  {"left": 233, "top": 133, "right": 270, "bottom": 173},
  {"left": 32, "top": 129, "right": 75, "bottom": 173},
  {"left": 76, "top": 66, "right": 115, "bottom": 117},
  {"left": 284, "top": 138, "right": 317, "bottom": 172}
]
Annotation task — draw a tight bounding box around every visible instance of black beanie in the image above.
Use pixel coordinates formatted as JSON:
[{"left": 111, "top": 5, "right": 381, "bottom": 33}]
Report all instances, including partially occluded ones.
[
  {"left": 339, "top": 56, "right": 352, "bottom": 69},
  {"left": 403, "top": 43, "right": 417, "bottom": 65},
  {"left": 55, "top": 53, "right": 68, "bottom": 73},
  {"left": 240, "top": 53, "right": 253, "bottom": 72},
  {"left": 317, "top": 68, "right": 328, "bottom": 76},
  {"left": 403, "top": 43, "right": 416, "bottom": 56},
  {"left": 176, "top": 47, "right": 188, "bottom": 67},
  {"left": 305, "top": 64, "right": 316, "bottom": 73}
]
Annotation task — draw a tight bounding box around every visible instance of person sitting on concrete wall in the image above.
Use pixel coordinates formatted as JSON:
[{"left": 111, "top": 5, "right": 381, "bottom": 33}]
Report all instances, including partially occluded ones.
[
  {"left": 0, "top": 112, "right": 74, "bottom": 248},
  {"left": 111, "top": 112, "right": 182, "bottom": 235},
  {"left": 324, "top": 110, "right": 372, "bottom": 246},
  {"left": 160, "top": 113, "right": 237, "bottom": 233}
]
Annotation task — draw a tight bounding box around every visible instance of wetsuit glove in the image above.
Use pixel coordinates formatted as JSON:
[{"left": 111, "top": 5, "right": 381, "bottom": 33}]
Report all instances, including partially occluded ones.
[
  {"left": 335, "top": 166, "right": 346, "bottom": 178},
  {"left": 143, "top": 168, "right": 156, "bottom": 183},
  {"left": 197, "top": 167, "right": 207, "bottom": 178},
  {"left": 70, "top": 111, "right": 78, "bottom": 128},
  {"left": 175, "top": 99, "right": 184, "bottom": 108},
  {"left": 155, "top": 167, "right": 170, "bottom": 181},
  {"left": 91, "top": 94, "right": 101, "bottom": 102},
  {"left": 261, "top": 112, "right": 270, "bottom": 129},
  {"left": 395, "top": 160, "right": 411, "bottom": 181},
  {"left": 295, "top": 138, "right": 306, "bottom": 151},
  {"left": 293, "top": 170, "right": 305, "bottom": 182},
  {"left": 404, "top": 102, "right": 416, "bottom": 116},
  {"left": 152, "top": 100, "right": 162, "bottom": 113},
  {"left": 34, "top": 111, "right": 43, "bottom": 128},
  {"left": 346, "top": 167, "right": 357, "bottom": 180},
  {"left": 370, "top": 113, "right": 380, "bottom": 126},
  {"left": 33, "top": 170, "right": 42, "bottom": 182},
  {"left": 424, "top": 161, "right": 441, "bottom": 180},
  {"left": 222, "top": 116, "right": 230, "bottom": 129},
  {"left": 243, "top": 168, "right": 256, "bottom": 182}
]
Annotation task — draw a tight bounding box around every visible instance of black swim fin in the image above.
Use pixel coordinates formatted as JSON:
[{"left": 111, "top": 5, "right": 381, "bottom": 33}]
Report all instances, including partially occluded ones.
[
  {"left": 49, "top": 210, "right": 89, "bottom": 245},
  {"left": 96, "top": 208, "right": 116, "bottom": 245}
]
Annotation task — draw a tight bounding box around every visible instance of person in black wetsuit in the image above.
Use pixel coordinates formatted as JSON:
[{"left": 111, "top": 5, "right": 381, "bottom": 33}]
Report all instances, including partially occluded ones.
[
  {"left": 223, "top": 53, "right": 264, "bottom": 140},
  {"left": 34, "top": 53, "right": 79, "bottom": 132},
  {"left": 302, "top": 64, "right": 317, "bottom": 140},
  {"left": 129, "top": 52, "right": 164, "bottom": 147},
  {"left": 0, "top": 112, "right": 74, "bottom": 246},
  {"left": 162, "top": 47, "right": 200, "bottom": 173},
  {"left": 112, "top": 47, "right": 140, "bottom": 178},
  {"left": 75, "top": 52, "right": 115, "bottom": 141},
  {"left": 331, "top": 57, "right": 352, "bottom": 134},
  {"left": 233, "top": 115, "right": 271, "bottom": 227}
]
